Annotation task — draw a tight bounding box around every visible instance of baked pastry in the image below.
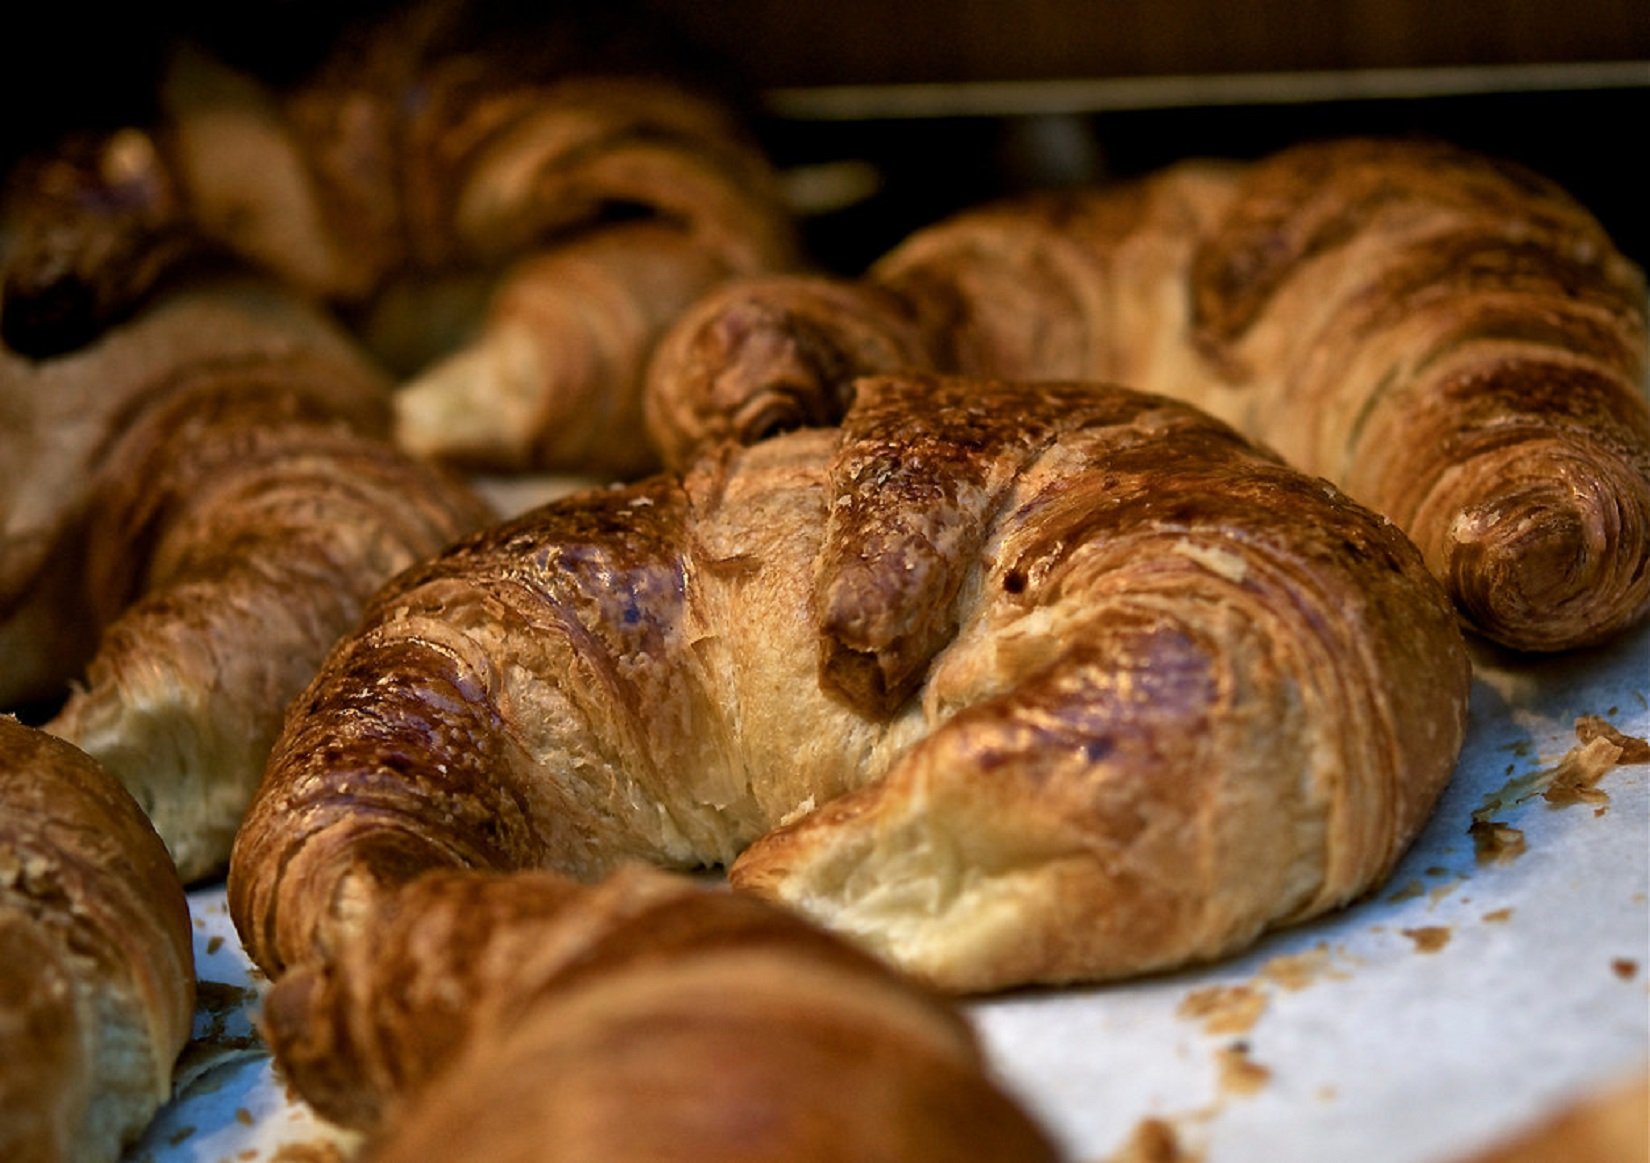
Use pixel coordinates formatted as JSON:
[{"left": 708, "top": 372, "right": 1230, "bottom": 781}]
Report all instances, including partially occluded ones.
[
  {"left": 1, "top": 277, "right": 494, "bottom": 881},
  {"left": 229, "top": 371, "right": 1469, "bottom": 992},
  {"left": 393, "top": 220, "right": 746, "bottom": 477},
  {"left": 0, "top": 715, "right": 193, "bottom": 1163},
  {"left": 0, "top": 1, "right": 799, "bottom": 476},
  {"left": 259, "top": 866, "right": 1058, "bottom": 1161},
  {"left": 871, "top": 138, "right": 1650, "bottom": 652},
  {"left": 642, "top": 273, "right": 935, "bottom": 470},
  {"left": 1, "top": 277, "right": 388, "bottom": 709}
]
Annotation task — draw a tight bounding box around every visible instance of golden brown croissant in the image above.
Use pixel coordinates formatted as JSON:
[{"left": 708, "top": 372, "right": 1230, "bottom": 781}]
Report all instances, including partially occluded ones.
[
  {"left": 258, "top": 866, "right": 1058, "bottom": 1161},
  {"left": 392, "top": 220, "right": 745, "bottom": 477},
  {"left": 871, "top": 138, "right": 1650, "bottom": 652},
  {"left": 1, "top": 2, "right": 799, "bottom": 476},
  {"left": 643, "top": 273, "right": 935, "bottom": 470},
  {"left": 229, "top": 371, "right": 1469, "bottom": 992},
  {"left": 1, "top": 277, "right": 493, "bottom": 881},
  {"left": 0, "top": 715, "right": 194, "bottom": 1163},
  {"left": 1, "top": 277, "right": 388, "bottom": 709}
]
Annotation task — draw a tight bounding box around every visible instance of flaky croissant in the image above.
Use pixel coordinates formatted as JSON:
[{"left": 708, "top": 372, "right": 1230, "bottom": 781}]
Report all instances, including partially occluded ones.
[
  {"left": 229, "top": 371, "right": 1469, "bottom": 993},
  {"left": 0, "top": 2, "right": 798, "bottom": 476},
  {"left": 2, "top": 277, "right": 493, "bottom": 881},
  {"left": 871, "top": 138, "right": 1650, "bottom": 652},
  {"left": 258, "top": 866, "right": 1058, "bottom": 1161},
  {"left": 0, "top": 716, "right": 194, "bottom": 1163}
]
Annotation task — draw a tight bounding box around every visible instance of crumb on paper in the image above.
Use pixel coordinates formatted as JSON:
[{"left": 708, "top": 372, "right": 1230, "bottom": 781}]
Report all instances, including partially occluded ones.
[
  {"left": 1176, "top": 983, "right": 1268, "bottom": 1036},
  {"left": 1541, "top": 735, "right": 1625, "bottom": 813},
  {"left": 1215, "top": 1042, "right": 1271, "bottom": 1096},
  {"left": 1401, "top": 926, "right": 1452, "bottom": 954},
  {"left": 236, "top": 1107, "right": 256, "bottom": 1126},
  {"left": 1482, "top": 907, "right": 1514, "bottom": 923},
  {"left": 207, "top": 934, "right": 225, "bottom": 955},
  {"left": 1427, "top": 879, "right": 1460, "bottom": 906},
  {"left": 1474, "top": 721, "right": 1641, "bottom": 839},
  {"left": 167, "top": 1125, "right": 196, "bottom": 1146},
  {"left": 1258, "top": 943, "right": 1348, "bottom": 991},
  {"left": 1387, "top": 878, "right": 1426, "bottom": 903},
  {"left": 1612, "top": 959, "right": 1639, "bottom": 980},
  {"left": 1575, "top": 715, "right": 1650, "bottom": 764},
  {"left": 1106, "top": 1117, "right": 1202, "bottom": 1163},
  {"left": 1469, "top": 818, "right": 1526, "bottom": 865}
]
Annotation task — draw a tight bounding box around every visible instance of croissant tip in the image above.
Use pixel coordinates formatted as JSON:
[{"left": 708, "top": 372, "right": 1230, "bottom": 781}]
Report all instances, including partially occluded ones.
[{"left": 1441, "top": 452, "right": 1650, "bottom": 651}]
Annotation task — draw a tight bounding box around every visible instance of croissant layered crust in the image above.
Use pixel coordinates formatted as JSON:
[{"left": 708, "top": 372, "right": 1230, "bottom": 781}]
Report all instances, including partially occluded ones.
[
  {"left": 1, "top": 3, "right": 800, "bottom": 476},
  {"left": 255, "top": 867, "right": 1058, "bottom": 1161},
  {"left": 0, "top": 717, "right": 194, "bottom": 1163},
  {"left": 871, "top": 139, "right": 1650, "bottom": 652},
  {"left": 1, "top": 278, "right": 493, "bottom": 882},
  {"left": 230, "top": 372, "right": 1469, "bottom": 992}
]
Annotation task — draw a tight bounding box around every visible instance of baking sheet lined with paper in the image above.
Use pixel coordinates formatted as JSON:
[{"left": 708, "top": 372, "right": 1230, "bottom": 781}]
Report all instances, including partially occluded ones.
[{"left": 124, "top": 617, "right": 1648, "bottom": 1163}]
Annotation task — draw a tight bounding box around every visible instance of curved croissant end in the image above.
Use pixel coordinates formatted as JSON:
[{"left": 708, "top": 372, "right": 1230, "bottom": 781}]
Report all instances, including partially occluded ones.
[
  {"left": 254, "top": 867, "right": 1058, "bottom": 1162},
  {"left": 1190, "top": 139, "right": 1650, "bottom": 652},
  {"left": 643, "top": 274, "right": 935, "bottom": 471}
]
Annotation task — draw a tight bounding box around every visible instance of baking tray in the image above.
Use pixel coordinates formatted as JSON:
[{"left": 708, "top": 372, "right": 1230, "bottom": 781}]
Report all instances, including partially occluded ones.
[{"left": 123, "top": 615, "right": 1648, "bottom": 1163}]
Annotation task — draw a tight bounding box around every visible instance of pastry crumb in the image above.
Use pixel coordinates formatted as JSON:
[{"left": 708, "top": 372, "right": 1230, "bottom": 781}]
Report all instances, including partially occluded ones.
[
  {"left": 1176, "top": 983, "right": 1268, "bottom": 1036},
  {"left": 1574, "top": 716, "right": 1650, "bottom": 763},
  {"left": 1259, "top": 944, "right": 1347, "bottom": 990},
  {"left": 1401, "top": 926, "right": 1452, "bottom": 954},
  {"left": 1481, "top": 907, "right": 1514, "bottom": 923},
  {"left": 1215, "top": 1043, "right": 1272, "bottom": 1095},
  {"left": 1469, "top": 819, "right": 1526, "bottom": 865},
  {"left": 1387, "top": 878, "right": 1426, "bottom": 902},
  {"left": 1612, "top": 958, "right": 1638, "bottom": 980},
  {"left": 1541, "top": 736, "right": 1622, "bottom": 812}
]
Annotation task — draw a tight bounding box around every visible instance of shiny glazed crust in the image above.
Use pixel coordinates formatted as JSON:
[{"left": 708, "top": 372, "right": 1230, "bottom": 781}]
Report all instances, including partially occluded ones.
[{"left": 229, "top": 372, "right": 1470, "bottom": 993}]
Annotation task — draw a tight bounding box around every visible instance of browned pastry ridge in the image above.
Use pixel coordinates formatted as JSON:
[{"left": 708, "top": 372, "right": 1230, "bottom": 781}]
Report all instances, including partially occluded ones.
[
  {"left": 0, "top": 1, "right": 800, "bottom": 476},
  {"left": 1, "top": 277, "right": 494, "bottom": 882},
  {"left": 229, "top": 371, "right": 1470, "bottom": 993},
  {"left": 870, "top": 138, "right": 1650, "bottom": 653},
  {"left": 0, "top": 716, "right": 194, "bottom": 1163},
  {"left": 258, "top": 866, "right": 1059, "bottom": 1162}
]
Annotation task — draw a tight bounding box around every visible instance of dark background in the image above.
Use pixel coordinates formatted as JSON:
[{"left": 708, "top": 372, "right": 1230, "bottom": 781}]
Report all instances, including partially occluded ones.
[{"left": 2, "top": 0, "right": 1646, "bottom": 273}]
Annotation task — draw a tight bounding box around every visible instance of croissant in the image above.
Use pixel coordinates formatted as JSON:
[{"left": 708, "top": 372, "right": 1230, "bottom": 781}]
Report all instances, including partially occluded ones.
[
  {"left": 871, "top": 138, "right": 1650, "bottom": 652},
  {"left": 0, "top": 715, "right": 194, "bottom": 1163},
  {"left": 257, "top": 866, "right": 1058, "bottom": 1161},
  {"left": 642, "top": 273, "right": 935, "bottom": 470},
  {"left": 392, "top": 220, "right": 745, "bottom": 477},
  {"left": 0, "top": 1, "right": 799, "bottom": 476},
  {"left": 229, "top": 371, "right": 1469, "bottom": 992},
  {"left": 1, "top": 277, "right": 494, "bottom": 881}
]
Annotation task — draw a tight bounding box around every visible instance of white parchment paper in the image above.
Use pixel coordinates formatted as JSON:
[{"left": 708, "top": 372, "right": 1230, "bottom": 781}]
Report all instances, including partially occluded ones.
[{"left": 124, "top": 619, "right": 1650, "bottom": 1163}]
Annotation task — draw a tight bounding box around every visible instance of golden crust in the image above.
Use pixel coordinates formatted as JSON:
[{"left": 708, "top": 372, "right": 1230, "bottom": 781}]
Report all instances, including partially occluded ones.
[
  {"left": 0, "top": 716, "right": 193, "bottom": 1163},
  {"left": 1, "top": 277, "right": 492, "bottom": 882},
  {"left": 871, "top": 139, "right": 1650, "bottom": 652},
  {"left": 230, "top": 373, "right": 1469, "bottom": 993},
  {"left": 256, "top": 866, "right": 1056, "bottom": 1161}
]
